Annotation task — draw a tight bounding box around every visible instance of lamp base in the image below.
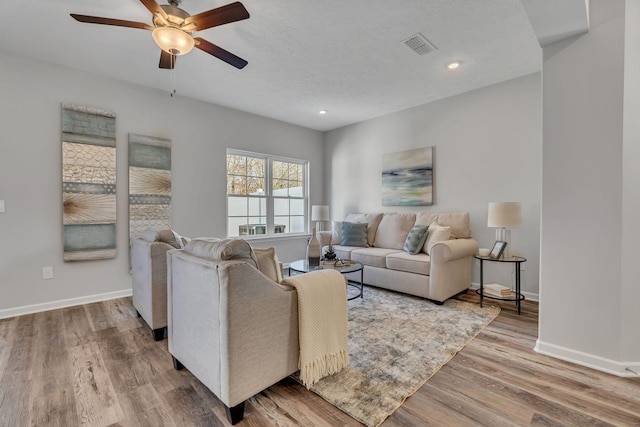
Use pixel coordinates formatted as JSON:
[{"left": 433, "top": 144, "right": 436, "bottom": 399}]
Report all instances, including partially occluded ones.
[
  {"left": 495, "top": 228, "right": 511, "bottom": 258},
  {"left": 315, "top": 221, "right": 324, "bottom": 232}
]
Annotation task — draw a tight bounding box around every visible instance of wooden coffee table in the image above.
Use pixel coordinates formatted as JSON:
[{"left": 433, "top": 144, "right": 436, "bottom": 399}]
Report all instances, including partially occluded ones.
[{"left": 288, "top": 259, "right": 364, "bottom": 300}]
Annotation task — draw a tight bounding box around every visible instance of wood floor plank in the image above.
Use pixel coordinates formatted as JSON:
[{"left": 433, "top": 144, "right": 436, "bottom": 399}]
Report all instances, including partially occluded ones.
[
  {"left": 30, "top": 310, "right": 78, "bottom": 427},
  {"left": 69, "top": 340, "right": 124, "bottom": 426},
  {"left": 117, "top": 383, "right": 178, "bottom": 427}
]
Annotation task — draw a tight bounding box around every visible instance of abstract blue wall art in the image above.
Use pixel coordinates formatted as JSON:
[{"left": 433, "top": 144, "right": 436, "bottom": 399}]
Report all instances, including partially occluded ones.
[{"left": 382, "top": 147, "right": 433, "bottom": 206}]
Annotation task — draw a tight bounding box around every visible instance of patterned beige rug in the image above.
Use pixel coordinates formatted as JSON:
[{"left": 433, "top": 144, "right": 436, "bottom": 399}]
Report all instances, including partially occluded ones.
[{"left": 301, "top": 286, "right": 500, "bottom": 427}]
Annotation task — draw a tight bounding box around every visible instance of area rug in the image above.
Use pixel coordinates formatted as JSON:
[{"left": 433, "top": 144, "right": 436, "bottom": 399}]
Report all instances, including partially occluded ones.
[{"left": 300, "top": 286, "right": 500, "bottom": 427}]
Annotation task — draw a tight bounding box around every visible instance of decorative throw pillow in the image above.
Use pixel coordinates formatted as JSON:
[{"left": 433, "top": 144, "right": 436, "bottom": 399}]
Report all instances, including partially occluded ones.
[
  {"left": 424, "top": 223, "right": 452, "bottom": 255},
  {"left": 184, "top": 238, "right": 259, "bottom": 269},
  {"left": 253, "top": 247, "right": 283, "bottom": 283},
  {"left": 340, "top": 222, "right": 368, "bottom": 247},
  {"left": 403, "top": 225, "right": 429, "bottom": 255}
]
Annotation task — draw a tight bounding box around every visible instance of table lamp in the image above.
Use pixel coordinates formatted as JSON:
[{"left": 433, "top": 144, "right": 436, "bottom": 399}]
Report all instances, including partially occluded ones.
[
  {"left": 311, "top": 205, "right": 330, "bottom": 231},
  {"left": 487, "top": 202, "right": 521, "bottom": 258}
]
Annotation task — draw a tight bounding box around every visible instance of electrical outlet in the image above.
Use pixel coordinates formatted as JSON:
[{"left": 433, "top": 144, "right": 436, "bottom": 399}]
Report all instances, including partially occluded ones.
[
  {"left": 0, "top": 200, "right": 5, "bottom": 213},
  {"left": 42, "top": 266, "right": 53, "bottom": 280}
]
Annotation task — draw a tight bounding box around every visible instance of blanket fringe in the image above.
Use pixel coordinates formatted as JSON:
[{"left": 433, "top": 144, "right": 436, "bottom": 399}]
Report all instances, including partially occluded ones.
[{"left": 300, "top": 349, "right": 349, "bottom": 388}]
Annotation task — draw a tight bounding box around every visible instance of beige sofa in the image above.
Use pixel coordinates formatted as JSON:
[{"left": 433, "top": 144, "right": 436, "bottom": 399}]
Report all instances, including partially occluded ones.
[{"left": 318, "top": 212, "right": 478, "bottom": 303}]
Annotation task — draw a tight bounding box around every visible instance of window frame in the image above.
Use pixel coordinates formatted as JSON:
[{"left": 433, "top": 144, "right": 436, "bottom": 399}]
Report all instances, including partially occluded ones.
[{"left": 226, "top": 149, "right": 309, "bottom": 238}]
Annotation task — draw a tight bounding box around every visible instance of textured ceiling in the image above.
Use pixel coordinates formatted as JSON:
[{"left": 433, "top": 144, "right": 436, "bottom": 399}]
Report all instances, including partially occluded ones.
[{"left": 0, "top": 1, "right": 585, "bottom": 131}]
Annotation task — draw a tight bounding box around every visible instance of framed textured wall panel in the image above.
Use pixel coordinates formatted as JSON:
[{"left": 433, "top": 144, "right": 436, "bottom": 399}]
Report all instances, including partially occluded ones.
[
  {"left": 128, "top": 134, "right": 172, "bottom": 241},
  {"left": 62, "top": 103, "right": 117, "bottom": 261}
]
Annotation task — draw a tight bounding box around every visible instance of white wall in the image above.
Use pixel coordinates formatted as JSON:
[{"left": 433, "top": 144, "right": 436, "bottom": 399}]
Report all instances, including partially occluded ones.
[
  {"left": 0, "top": 52, "right": 324, "bottom": 316},
  {"left": 537, "top": 0, "right": 640, "bottom": 375},
  {"left": 621, "top": 0, "right": 640, "bottom": 363},
  {"left": 324, "top": 73, "right": 542, "bottom": 297}
]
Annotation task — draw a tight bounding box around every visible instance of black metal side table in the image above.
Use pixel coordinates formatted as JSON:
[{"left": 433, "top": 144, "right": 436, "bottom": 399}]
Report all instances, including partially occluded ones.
[{"left": 474, "top": 255, "right": 526, "bottom": 314}]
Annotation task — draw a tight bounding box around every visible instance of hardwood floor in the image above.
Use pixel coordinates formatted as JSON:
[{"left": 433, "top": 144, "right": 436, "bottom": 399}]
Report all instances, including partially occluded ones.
[{"left": 1, "top": 290, "right": 638, "bottom": 427}]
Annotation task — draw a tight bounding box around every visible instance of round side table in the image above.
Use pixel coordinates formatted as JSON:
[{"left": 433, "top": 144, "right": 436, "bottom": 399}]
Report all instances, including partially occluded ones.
[{"left": 473, "top": 255, "right": 526, "bottom": 314}]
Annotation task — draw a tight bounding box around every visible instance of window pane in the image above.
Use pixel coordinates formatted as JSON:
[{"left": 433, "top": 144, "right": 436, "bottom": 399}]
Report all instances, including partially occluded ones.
[
  {"left": 227, "top": 176, "right": 246, "bottom": 195},
  {"left": 274, "top": 198, "right": 289, "bottom": 216},
  {"left": 289, "top": 181, "right": 303, "bottom": 197},
  {"left": 248, "top": 197, "right": 265, "bottom": 217},
  {"left": 272, "top": 161, "right": 288, "bottom": 180},
  {"left": 291, "top": 164, "right": 303, "bottom": 181},
  {"left": 247, "top": 177, "right": 265, "bottom": 195},
  {"left": 247, "top": 157, "right": 265, "bottom": 178},
  {"left": 272, "top": 179, "right": 288, "bottom": 196},
  {"left": 227, "top": 154, "right": 246, "bottom": 176},
  {"left": 274, "top": 216, "right": 289, "bottom": 233},
  {"left": 228, "top": 196, "right": 248, "bottom": 216},
  {"left": 290, "top": 199, "right": 304, "bottom": 215},
  {"left": 290, "top": 216, "right": 304, "bottom": 233},
  {"left": 228, "top": 217, "right": 246, "bottom": 237}
]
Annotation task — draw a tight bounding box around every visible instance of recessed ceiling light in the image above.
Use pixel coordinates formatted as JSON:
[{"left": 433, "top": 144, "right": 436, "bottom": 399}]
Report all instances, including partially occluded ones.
[
  {"left": 446, "top": 61, "right": 461, "bottom": 70},
  {"left": 319, "top": 110, "right": 327, "bottom": 115}
]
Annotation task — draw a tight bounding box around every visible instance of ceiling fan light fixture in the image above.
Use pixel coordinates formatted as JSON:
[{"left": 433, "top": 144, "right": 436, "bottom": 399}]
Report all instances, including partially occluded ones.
[{"left": 152, "top": 26, "right": 194, "bottom": 55}]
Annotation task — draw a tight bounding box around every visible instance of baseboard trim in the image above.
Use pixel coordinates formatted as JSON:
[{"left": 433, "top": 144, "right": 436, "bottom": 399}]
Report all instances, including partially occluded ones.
[
  {"left": 0, "top": 288, "right": 133, "bottom": 320},
  {"left": 534, "top": 340, "right": 640, "bottom": 377},
  {"left": 469, "top": 282, "right": 539, "bottom": 302}
]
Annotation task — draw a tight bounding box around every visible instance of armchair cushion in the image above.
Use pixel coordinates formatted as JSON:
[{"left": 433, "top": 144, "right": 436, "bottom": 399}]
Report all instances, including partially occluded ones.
[
  {"left": 140, "top": 228, "right": 189, "bottom": 249},
  {"left": 254, "top": 247, "right": 284, "bottom": 283},
  {"left": 184, "top": 238, "right": 258, "bottom": 269}
]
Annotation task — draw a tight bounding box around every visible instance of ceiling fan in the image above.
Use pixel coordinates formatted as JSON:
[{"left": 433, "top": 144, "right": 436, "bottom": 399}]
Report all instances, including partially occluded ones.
[{"left": 70, "top": 0, "right": 250, "bottom": 70}]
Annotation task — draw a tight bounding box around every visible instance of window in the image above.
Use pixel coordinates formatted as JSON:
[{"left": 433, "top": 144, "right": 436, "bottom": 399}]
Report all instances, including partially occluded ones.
[{"left": 226, "top": 149, "right": 308, "bottom": 237}]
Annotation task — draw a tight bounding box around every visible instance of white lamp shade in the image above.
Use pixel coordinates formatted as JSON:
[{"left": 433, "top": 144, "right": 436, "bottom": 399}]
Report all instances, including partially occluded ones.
[
  {"left": 487, "top": 202, "right": 521, "bottom": 228},
  {"left": 311, "top": 205, "right": 330, "bottom": 221}
]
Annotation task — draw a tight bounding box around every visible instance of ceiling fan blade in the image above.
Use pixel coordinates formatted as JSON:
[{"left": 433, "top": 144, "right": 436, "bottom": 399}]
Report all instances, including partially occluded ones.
[
  {"left": 70, "top": 14, "right": 152, "bottom": 30},
  {"left": 159, "top": 50, "right": 176, "bottom": 69},
  {"left": 185, "top": 2, "right": 249, "bottom": 31},
  {"left": 139, "top": 0, "right": 169, "bottom": 20},
  {"left": 194, "top": 37, "right": 248, "bottom": 69}
]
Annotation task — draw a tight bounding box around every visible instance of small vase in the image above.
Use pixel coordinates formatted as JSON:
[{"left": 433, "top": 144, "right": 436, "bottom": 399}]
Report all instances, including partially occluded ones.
[{"left": 307, "top": 228, "right": 321, "bottom": 266}]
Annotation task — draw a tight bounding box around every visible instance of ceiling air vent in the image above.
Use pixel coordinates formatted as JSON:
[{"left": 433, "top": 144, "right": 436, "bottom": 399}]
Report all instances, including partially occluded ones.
[{"left": 402, "top": 33, "right": 438, "bottom": 56}]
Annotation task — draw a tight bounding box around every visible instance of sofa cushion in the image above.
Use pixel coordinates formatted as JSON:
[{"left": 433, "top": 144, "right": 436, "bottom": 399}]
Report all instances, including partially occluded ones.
[
  {"left": 424, "top": 223, "right": 451, "bottom": 254},
  {"left": 184, "top": 238, "right": 259, "bottom": 269},
  {"left": 373, "top": 213, "right": 417, "bottom": 249},
  {"left": 345, "top": 213, "right": 383, "bottom": 246},
  {"left": 341, "top": 222, "right": 369, "bottom": 247},
  {"left": 253, "top": 247, "right": 283, "bottom": 283},
  {"left": 386, "top": 252, "right": 431, "bottom": 276},
  {"left": 351, "top": 247, "right": 402, "bottom": 268},
  {"left": 332, "top": 245, "right": 361, "bottom": 260},
  {"left": 415, "top": 212, "right": 470, "bottom": 239},
  {"left": 403, "top": 225, "right": 429, "bottom": 255}
]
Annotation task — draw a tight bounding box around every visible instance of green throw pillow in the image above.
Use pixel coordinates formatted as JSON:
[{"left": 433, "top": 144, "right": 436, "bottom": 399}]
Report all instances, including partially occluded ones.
[
  {"left": 403, "top": 225, "right": 429, "bottom": 255},
  {"left": 341, "top": 222, "right": 368, "bottom": 247}
]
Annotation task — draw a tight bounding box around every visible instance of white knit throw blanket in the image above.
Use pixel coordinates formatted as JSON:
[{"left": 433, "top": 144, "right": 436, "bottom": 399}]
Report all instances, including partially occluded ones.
[{"left": 282, "top": 269, "right": 349, "bottom": 388}]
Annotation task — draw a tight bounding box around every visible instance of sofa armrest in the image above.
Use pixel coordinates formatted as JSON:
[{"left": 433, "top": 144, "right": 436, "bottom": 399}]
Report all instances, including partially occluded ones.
[
  {"left": 430, "top": 239, "right": 479, "bottom": 263},
  {"left": 317, "top": 230, "right": 333, "bottom": 248}
]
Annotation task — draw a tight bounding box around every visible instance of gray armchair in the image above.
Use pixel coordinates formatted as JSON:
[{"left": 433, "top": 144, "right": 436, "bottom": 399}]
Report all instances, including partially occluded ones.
[
  {"left": 131, "top": 229, "right": 188, "bottom": 341},
  {"left": 166, "top": 239, "right": 345, "bottom": 424}
]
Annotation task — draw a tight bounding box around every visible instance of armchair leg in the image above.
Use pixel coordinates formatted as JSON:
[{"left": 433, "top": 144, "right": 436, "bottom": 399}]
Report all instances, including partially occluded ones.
[
  {"left": 225, "top": 402, "right": 245, "bottom": 425},
  {"left": 152, "top": 327, "right": 165, "bottom": 341},
  {"left": 172, "top": 356, "right": 185, "bottom": 371}
]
